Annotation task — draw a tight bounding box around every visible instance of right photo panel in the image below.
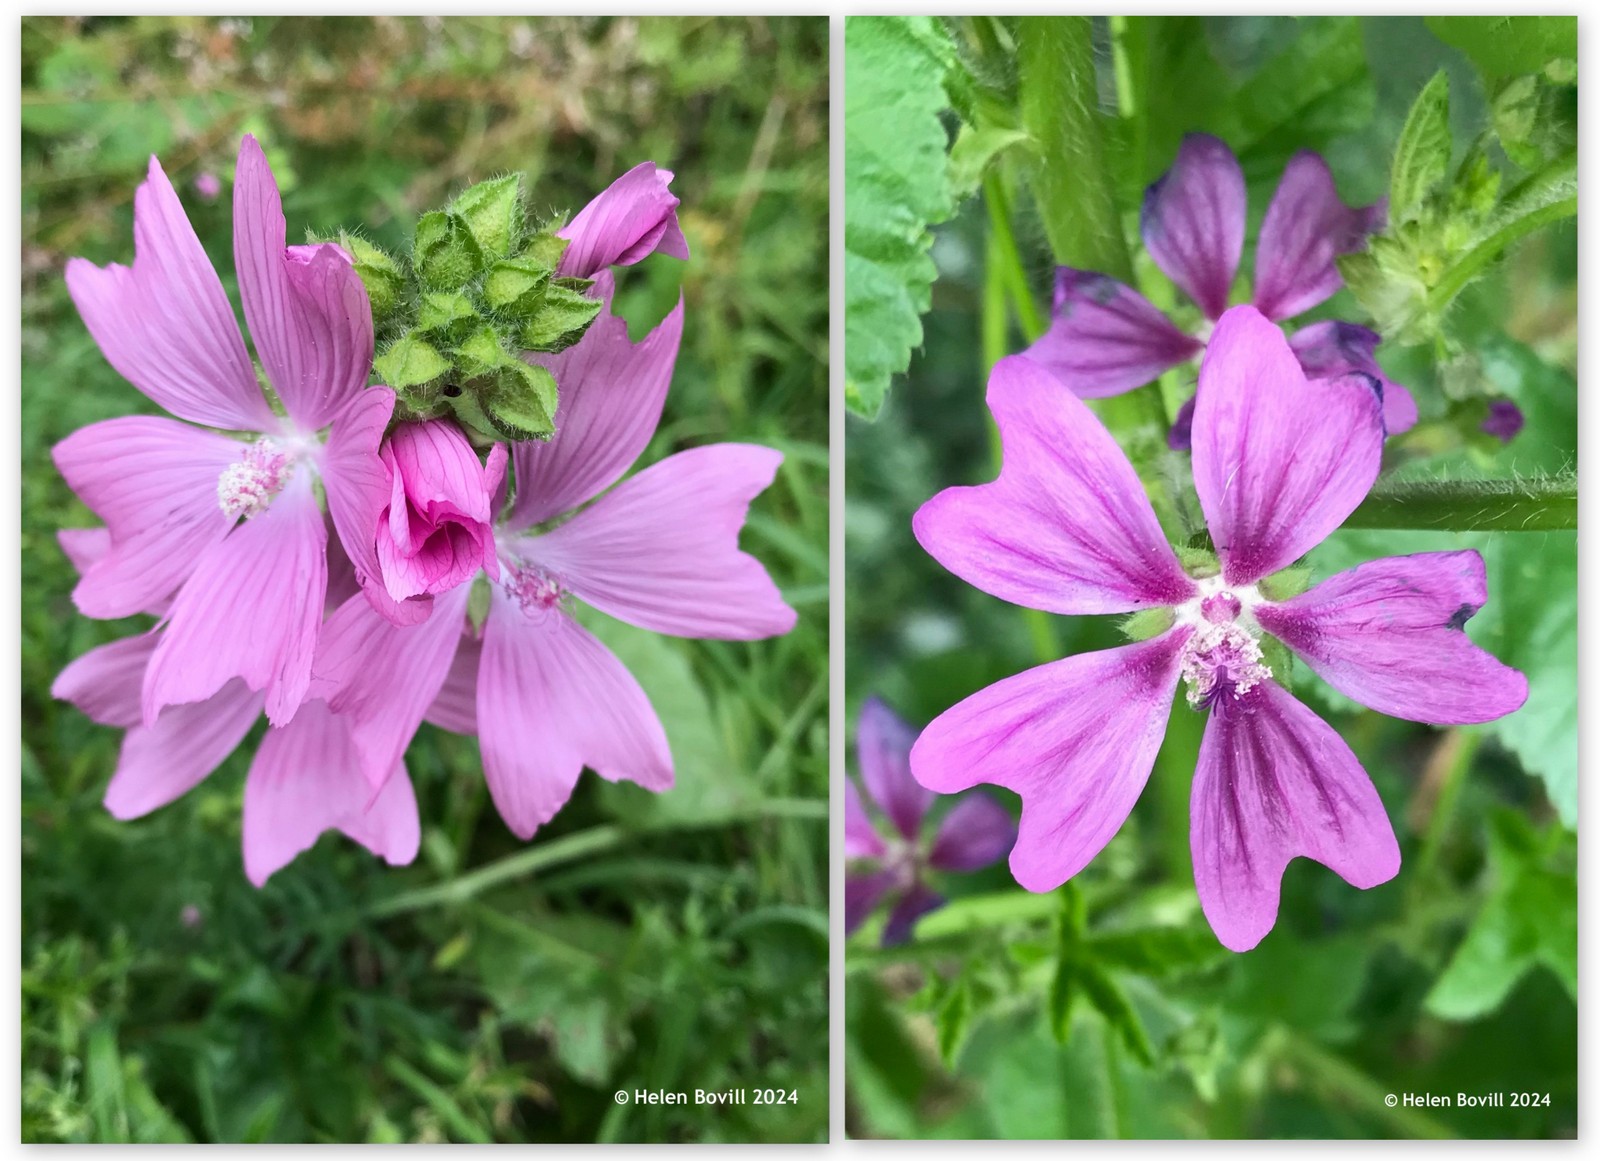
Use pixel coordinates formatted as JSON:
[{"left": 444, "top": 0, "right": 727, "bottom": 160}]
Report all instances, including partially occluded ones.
[{"left": 844, "top": 15, "right": 1576, "bottom": 1140}]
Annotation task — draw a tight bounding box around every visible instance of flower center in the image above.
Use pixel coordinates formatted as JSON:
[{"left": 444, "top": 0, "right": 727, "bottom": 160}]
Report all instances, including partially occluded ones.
[
  {"left": 503, "top": 562, "right": 567, "bottom": 620},
  {"left": 217, "top": 439, "right": 293, "bottom": 519},
  {"left": 1175, "top": 578, "right": 1271, "bottom": 709}
]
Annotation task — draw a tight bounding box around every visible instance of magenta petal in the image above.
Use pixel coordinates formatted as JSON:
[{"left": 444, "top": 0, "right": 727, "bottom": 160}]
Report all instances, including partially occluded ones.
[
  {"left": 1288, "top": 321, "right": 1418, "bottom": 436},
  {"left": 1024, "top": 270, "right": 1204, "bottom": 398},
  {"left": 106, "top": 680, "right": 263, "bottom": 820},
  {"left": 856, "top": 697, "right": 929, "bottom": 842},
  {"left": 53, "top": 418, "right": 239, "bottom": 619},
  {"left": 1191, "top": 307, "right": 1384, "bottom": 586},
  {"left": 242, "top": 700, "right": 419, "bottom": 886},
  {"left": 883, "top": 883, "right": 945, "bottom": 946},
  {"left": 52, "top": 634, "right": 157, "bottom": 728},
  {"left": 508, "top": 297, "right": 683, "bottom": 530},
  {"left": 1256, "top": 551, "right": 1529, "bottom": 725},
  {"left": 478, "top": 598, "right": 672, "bottom": 839},
  {"left": 1140, "top": 134, "right": 1247, "bottom": 320},
  {"left": 913, "top": 355, "right": 1196, "bottom": 616},
  {"left": 928, "top": 794, "right": 1017, "bottom": 872},
  {"left": 424, "top": 634, "right": 481, "bottom": 734},
  {"left": 320, "top": 387, "right": 398, "bottom": 599},
  {"left": 525, "top": 444, "right": 796, "bottom": 640},
  {"left": 64, "top": 157, "right": 274, "bottom": 432},
  {"left": 557, "top": 162, "right": 689, "bottom": 278},
  {"left": 1191, "top": 680, "right": 1400, "bottom": 952},
  {"left": 142, "top": 474, "right": 327, "bottom": 727},
  {"left": 1252, "top": 151, "right": 1386, "bottom": 322},
  {"left": 910, "top": 632, "right": 1189, "bottom": 892},
  {"left": 845, "top": 870, "right": 896, "bottom": 935},
  {"left": 374, "top": 420, "right": 499, "bottom": 601},
  {"left": 233, "top": 135, "right": 374, "bottom": 430},
  {"left": 845, "top": 779, "right": 888, "bottom": 860}
]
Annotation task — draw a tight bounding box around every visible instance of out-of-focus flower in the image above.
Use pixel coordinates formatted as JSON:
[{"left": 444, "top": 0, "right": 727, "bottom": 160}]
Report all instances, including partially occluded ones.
[
  {"left": 194, "top": 172, "right": 222, "bottom": 201},
  {"left": 1025, "top": 134, "right": 1417, "bottom": 440},
  {"left": 1482, "top": 399, "right": 1526, "bottom": 443},
  {"left": 846, "top": 698, "right": 1015, "bottom": 944},
  {"left": 56, "top": 134, "right": 394, "bottom": 727},
  {"left": 308, "top": 284, "right": 796, "bottom": 839},
  {"left": 557, "top": 163, "right": 689, "bottom": 278},
  {"left": 912, "top": 306, "right": 1526, "bottom": 951}
]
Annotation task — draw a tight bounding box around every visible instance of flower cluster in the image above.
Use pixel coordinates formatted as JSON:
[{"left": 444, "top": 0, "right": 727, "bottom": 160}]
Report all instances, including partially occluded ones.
[{"left": 51, "top": 135, "right": 796, "bottom": 884}]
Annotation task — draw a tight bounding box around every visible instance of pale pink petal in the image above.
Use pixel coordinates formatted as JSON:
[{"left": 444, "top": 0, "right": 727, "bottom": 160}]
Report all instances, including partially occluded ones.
[
  {"left": 928, "top": 794, "right": 1017, "bottom": 872},
  {"left": 910, "top": 632, "right": 1190, "bottom": 893},
  {"left": 1140, "top": 134, "right": 1247, "bottom": 320},
  {"left": 1252, "top": 151, "right": 1386, "bottom": 322},
  {"left": 58, "top": 527, "right": 111, "bottom": 574},
  {"left": 64, "top": 156, "right": 275, "bottom": 432},
  {"left": 522, "top": 444, "right": 796, "bottom": 640},
  {"left": 53, "top": 418, "right": 239, "bottom": 619},
  {"left": 478, "top": 595, "right": 671, "bottom": 839},
  {"left": 242, "top": 700, "right": 419, "bottom": 886},
  {"left": 106, "top": 681, "right": 263, "bottom": 820},
  {"left": 845, "top": 780, "right": 887, "bottom": 860},
  {"left": 913, "top": 355, "right": 1197, "bottom": 616},
  {"left": 508, "top": 296, "right": 683, "bottom": 530},
  {"left": 1191, "top": 306, "right": 1384, "bottom": 586},
  {"left": 1024, "top": 270, "right": 1204, "bottom": 398},
  {"left": 424, "top": 634, "right": 481, "bottom": 734},
  {"left": 52, "top": 634, "right": 157, "bottom": 728},
  {"left": 233, "top": 135, "right": 374, "bottom": 430},
  {"left": 856, "top": 697, "right": 929, "bottom": 842},
  {"left": 374, "top": 421, "right": 499, "bottom": 601},
  {"left": 1256, "top": 551, "right": 1529, "bottom": 725},
  {"left": 142, "top": 473, "right": 327, "bottom": 727},
  {"left": 1191, "top": 680, "right": 1400, "bottom": 952},
  {"left": 557, "top": 162, "right": 689, "bottom": 278}
]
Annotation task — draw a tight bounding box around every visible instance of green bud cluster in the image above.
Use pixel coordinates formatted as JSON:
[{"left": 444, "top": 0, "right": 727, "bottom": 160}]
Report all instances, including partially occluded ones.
[{"left": 335, "top": 174, "right": 604, "bottom": 444}]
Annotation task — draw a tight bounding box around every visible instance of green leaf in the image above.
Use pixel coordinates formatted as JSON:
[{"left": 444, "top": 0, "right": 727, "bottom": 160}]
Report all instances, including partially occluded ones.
[
  {"left": 1390, "top": 70, "right": 1452, "bottom": 225},
  {"left": 413, "top": 210, "right": 484, "bottom": 291},
  {"left": 934, "top": 975, "right": 972, "bottom": 1067},
  {"left": 1426, "top": 16, "right": 1576, "bottom": 78},
  {"left": 373, "top": 333, "right": 450, "bottom": 390},
  {"left": 1076, "top": 962, "right": 1154, "bottom": 1066},
  {"left": 448, "top": 174, "right": 522, "bottom": 260},
  {"left": 844, "top": 15, "right": 957, "bottom": 418},
  {"left": 517, "top": 279, "right": 602, "bottom": 353},
  {"left": 947, "top": 123, "right": 1030, "bottom": 201},
  {"left": 1426, "top": 811, "right": 1576, "bottom": 1019},
  {"left": 1086, "top": 926, "right": 1228, "bottom": 978}
]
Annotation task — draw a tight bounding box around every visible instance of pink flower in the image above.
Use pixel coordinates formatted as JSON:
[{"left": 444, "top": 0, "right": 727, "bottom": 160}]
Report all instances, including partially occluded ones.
[
  {"left": 911, "top": 306, "right": 1527, "bottom": 952},
  {"left": 56, "top": 134, "right": 394, "bottom": 727},
  {"left": 557, "top": 163, "right": 689, "bottom": 279},
  {"left": 194, "top": 171, "right": 222, "bottom": 201},
  {"left": 374, "top": 420, "right": 505, "bottom": 610},
  {"left": 308, "top": 286, "right": 796, "bottom": 839}
]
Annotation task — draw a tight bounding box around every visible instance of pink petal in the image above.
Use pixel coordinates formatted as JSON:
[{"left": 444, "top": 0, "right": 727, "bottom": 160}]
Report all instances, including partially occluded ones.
[
  {"left": 242, "top": 699, "right": 419, "bottom": 886},
  {"left": 53, "top": 418, "right": 239, "bottom": 619},
  {"left": 1191, "top": 306, "right": 1384, "bottom": 586},
  {"left": 64, "top": 157, "right": 274, "bottom": 432},
  {"left": 910, "top": 632, "right": 1190, "bottom": 893},
  {"left": 883, "top": 883, "right": 945, "bottom": 946},
  {"left": 913, "top": 354, "right": 1197, "bottom": 616},
  {"left": 1255, "top": 551, "right": 1529, "bottom": 725},
  {"left": 1140, "top": 134, "right": 1247, "bottom": 320},
  {"left": 522, "top": 444, "right": 796, "bottom": 640},
  {"left": 424, "top": 634, "right": 481, "bottom": 734},
  {"left": 557, "top": 162, "right": 689, "bottom": 278},
  {"left": 106, "top": 680, "right": 263, "bottom": 820},
  {"left": 1191, "top": 680, "right": 1400, "bottom": 952},
  {"left": 508, "top": 296, "right": 683, "bottom": 530},
  {"left": 1024, "top": 270, "right": 1204, "bottom": 398},
  {"left": 142, "top": 473, "right": 327, "bottom": 727},
  {"left": 1252, "top": 151, "right": 1386, "bottom": 322},
  {"left": 312, "top": 584, "right": 469, "bottom": 786},
  {"left": 856, "top": 697, "right": 929, "bottom": 842},
  {"left": 52, "top": 634, "right": 157, "bottom": 728},
  {"left": 846, "top": 870, "right": 896, "bottom": 935},
  {"left": 928, "top": 794, "right": 1017, "bottom": 872},
  {"left": 58, "top": 527, "right": 111, "bottom": 574},
  {"left": 478, "top": 596, "right": 671, "bottom": 839},
  {"left": 845, "top": 779, "right": 888, "bottom": 860},
  {"left": 374, "top": 420, "right": 499, "bottom": 601},
  {"left": 1288, "top": 321, "right": 1418, "bottom": 436},
  {"left": 233, "top": 135, "right": 373, "bottom": 430}
]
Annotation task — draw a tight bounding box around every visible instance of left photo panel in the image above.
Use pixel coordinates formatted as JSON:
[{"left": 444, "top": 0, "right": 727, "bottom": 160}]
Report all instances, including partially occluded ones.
[{"left": 20, "top": 15, "right": 829, "bottom": 1143}]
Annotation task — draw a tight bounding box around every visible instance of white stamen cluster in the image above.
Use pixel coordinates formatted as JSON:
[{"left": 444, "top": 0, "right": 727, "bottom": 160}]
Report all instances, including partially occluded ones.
[
  {"left": 217, "top": 440, "right": 291, "bottom": 520},
  {"left": 1174, "top": 577, "right": 1271, "bottom": 709}
]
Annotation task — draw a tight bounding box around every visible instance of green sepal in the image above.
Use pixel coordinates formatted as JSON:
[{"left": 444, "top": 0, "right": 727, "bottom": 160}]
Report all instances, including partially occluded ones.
[
  {"left": 448, "top": 174, "right": 523, "bottom": 260},
  {"left": 415, "top": 290, "right": 480, "bottom": 343},
  {"left": 481, "top": 360, "right": 558, "bottom": 441},
  {"left": 374, "top": 332, "right": 451, "bottom": 390},
  {"left": 414, "top": 210, "right": 484, "bottom": 291},
  {"left": 467, "top": 575, "right": 492, "bottom": 634},
  {"left": 1257, "top": 564, "right": 1313, "bottom": 602},
  {"left": 1120, "top": 606, "right": 1176, "bottom": 642},
  {"left": 339, "top": 232, "right": 407, "bottom": 327},
  {"left": 1259, "top": 634, "right": 1293, "bottom": 694},
  {"left": 517, "top": 278, "right": 602, "bottom": 353},
  {"left": 452, "top": 324, "right": 511, "bottom": 380},
  {"left": 1176, "top": 544, "right": 1219, "bottom": 579},
  {"left": 482, "top": 256, "right": 555, "bottom": 314},
  {"left": 519, "top": 228, "right": 570, "bottom": 271}
]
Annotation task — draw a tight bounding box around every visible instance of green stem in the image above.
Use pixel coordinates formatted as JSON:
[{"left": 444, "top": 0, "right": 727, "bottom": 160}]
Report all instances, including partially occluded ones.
[
  {"left": 1344, "top": 474, "right": 1577, "bottom": 532},
  {"left": 1412, "top": 728, "right": 1483, "bottom": 891},
  {"left": 1270, "top": 1030, "right": 1458, "bottom": 1139},
  {"left": 1428, "top": 200, "right": 1577, "bottom": 314}
]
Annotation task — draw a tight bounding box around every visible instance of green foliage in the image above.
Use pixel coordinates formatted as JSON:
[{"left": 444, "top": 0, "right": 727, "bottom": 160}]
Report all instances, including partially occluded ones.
[
  {"left": 1389, "top": 71, "right": 1452, "bottom": 225},
  {"left": 1425, "top": 17, "right": 1576, "bottom": 79},
  {"left": 844, "top": 15, "right": 957, "bottom": 418}
]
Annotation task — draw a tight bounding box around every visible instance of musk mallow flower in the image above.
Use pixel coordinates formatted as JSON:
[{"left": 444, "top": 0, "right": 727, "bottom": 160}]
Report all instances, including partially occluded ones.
[
  {"left": 847, "top": 698, "right": 1016, "bottom": 945},
  {"left": 56, "top": 134, "right": 395, "bottom": 727},
  {"left": 911, "top": 306, "right": 1527, "bottom": 952},
  {"left": 1025, "top": 133, "right": 1418, "bottom": 439},
  {"left": 305, "top": 282, "right": 797, "bottom": 839}
]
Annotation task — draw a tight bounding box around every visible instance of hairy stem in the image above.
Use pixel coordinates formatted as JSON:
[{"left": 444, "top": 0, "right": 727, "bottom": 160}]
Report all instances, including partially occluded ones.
[{"left": 1344, "top": 474, "right": 1577, "bottom": 532}]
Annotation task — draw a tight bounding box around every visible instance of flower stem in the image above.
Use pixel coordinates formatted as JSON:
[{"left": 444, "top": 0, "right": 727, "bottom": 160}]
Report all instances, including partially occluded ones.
[{"left": 1343, "top": 474, "right": 1577, "bottom": 532}]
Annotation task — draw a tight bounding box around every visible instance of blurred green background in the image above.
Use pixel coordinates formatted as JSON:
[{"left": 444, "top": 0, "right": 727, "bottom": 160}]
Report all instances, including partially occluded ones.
[
  {"left": 22, "top": 15, "right": 827, "bottom": 1143},
  {"left": 845, "top": 16, "right": 1575, "bottom": 1140}
]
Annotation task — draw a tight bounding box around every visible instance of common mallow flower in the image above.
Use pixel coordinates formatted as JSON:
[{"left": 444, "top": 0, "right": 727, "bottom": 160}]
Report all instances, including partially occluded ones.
[
  {"left": 912, "top": 306, "right": 1527, "bottom": 952},
  {"left": 847, "top": 698, "right": 1016, "bottom": 945},
  {"left": 307, "top": 283, "right": 797, "bottom": 838},
  {"left": 1025, "top": 133, "right": 1417, "bottom": 439},
  {"left": 56, "top": 134, "right": 394, "bottom": 727}
]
